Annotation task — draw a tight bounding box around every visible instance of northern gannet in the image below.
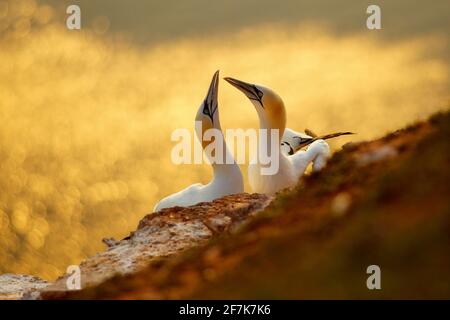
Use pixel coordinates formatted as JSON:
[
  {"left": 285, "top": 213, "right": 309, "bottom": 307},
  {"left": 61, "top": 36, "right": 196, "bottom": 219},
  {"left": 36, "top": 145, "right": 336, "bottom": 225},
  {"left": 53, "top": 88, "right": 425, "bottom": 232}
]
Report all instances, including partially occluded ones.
[
  {"left": 154, "top": 71, "right": 244, "bottom": 211},
  {"left": 224, "top": 77, "right": 331, "bottom": 194},
  {"left": 281, "top": 128, "right": 315, "bottom": 155},
  {"left": 281, "top": 128, "right": 354, "bottom": 155}
]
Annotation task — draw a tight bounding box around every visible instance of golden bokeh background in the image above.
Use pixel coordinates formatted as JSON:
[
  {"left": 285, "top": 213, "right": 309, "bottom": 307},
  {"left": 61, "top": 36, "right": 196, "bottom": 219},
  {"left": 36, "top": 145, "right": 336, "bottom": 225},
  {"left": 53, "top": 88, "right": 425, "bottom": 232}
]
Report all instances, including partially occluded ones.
[{"left": 0, "top": 0, "right": 448, "bottom": 280}]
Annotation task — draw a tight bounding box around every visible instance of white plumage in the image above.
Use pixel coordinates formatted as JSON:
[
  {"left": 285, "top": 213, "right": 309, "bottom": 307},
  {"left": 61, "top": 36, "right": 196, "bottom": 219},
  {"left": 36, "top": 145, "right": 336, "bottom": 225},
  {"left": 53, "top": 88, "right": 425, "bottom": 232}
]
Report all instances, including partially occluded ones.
[
  {"left": 282, "top": 127, "right": 331, "bottom": 173},
  {"left": 225, "top": 77, "right": 330, "bottom": 195},
  {"left": 154, "top": 71, "right": 244, "bottom": 211}
]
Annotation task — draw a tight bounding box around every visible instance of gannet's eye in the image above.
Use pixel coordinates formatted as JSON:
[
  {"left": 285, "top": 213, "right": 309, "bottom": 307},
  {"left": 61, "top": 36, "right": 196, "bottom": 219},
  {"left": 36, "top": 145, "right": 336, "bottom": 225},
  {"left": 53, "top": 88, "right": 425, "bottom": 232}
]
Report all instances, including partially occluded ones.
[
  {"left": 249, "top": 86, "right": 264, "bottom": 108},
  {"left": 202, "top": 101, "right": 215, "bottom": 123},
  {"left": 253, "top": 86, "right": 263, "bottom": 98},
  {"left": 203, "top": 104, "right": 210, "bottom": 115},
  {"left": 282, "top": 141, "right": 294, "bottom": 155}
]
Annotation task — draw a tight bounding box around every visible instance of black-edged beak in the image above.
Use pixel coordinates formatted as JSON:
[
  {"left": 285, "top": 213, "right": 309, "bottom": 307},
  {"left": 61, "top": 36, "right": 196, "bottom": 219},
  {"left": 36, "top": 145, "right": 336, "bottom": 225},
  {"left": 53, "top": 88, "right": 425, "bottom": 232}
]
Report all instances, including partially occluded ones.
[
  {"left": 202, "top": 70, "right": 219, "bottom": 123},
  {"left": 290, "top": 132, "right": 355, "bottom": 153},
  {"left": 224, "top": 77, "right": 264, "bottom": 108},
  {"left": 293, "top": 136, "right": 315, "bottom": 151}
]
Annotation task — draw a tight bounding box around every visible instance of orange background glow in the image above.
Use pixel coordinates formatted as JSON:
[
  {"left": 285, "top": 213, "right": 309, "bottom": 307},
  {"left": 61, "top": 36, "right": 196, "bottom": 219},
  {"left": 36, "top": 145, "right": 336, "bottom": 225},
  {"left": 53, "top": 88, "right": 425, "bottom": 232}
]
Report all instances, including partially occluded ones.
[{"left": 0, "top": 0, "right": 448, "bottom": 279}]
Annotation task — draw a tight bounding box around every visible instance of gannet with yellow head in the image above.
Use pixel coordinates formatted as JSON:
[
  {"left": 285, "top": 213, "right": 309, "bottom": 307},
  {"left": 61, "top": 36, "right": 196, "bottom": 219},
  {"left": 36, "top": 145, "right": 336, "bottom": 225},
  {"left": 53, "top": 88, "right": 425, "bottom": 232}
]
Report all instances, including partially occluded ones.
[
  {"left": 154, "top": 71, "right": 244, "bottom": 211},
  {"left": 282, "top": 128, "right": 354, "bottom": 157},
  {"left": 224, "top": 77, "right": 330, "bottom": 194},
  {"left": 281, "top": 128, "right": 315, "bottom": 156}
]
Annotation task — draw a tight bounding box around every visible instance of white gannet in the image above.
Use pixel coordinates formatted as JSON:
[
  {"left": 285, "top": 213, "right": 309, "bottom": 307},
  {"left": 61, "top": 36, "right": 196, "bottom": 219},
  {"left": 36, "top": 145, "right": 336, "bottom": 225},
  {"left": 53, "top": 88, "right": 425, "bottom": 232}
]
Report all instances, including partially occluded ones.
[
  {"left": 281, "top": 127, "right": 354, "bottom": 156},
  {"left": 224, "top": 77, "right": 331, "bottom": 194},
  {"left": 281, "top": 128, "right": 315, "bottom": 155},
  {"left": 154, "top": 71, "right": 244, "bottom": 211}
]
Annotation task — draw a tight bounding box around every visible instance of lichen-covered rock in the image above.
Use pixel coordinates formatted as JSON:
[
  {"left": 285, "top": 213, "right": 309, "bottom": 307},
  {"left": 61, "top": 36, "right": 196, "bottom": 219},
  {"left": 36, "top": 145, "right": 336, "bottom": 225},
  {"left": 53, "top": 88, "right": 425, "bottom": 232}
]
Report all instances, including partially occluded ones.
[
  {"left": 43, "top": 112, "right": 450, "bottom": 300},
  {"left": 4, "top": 112, "right": 449, "bottom": 300},
  {"left": 0, "top": 274, "right": 49, "bottom": 300},
  {"left": 38, "top": 193, "right": 270, "bottom": 299}
]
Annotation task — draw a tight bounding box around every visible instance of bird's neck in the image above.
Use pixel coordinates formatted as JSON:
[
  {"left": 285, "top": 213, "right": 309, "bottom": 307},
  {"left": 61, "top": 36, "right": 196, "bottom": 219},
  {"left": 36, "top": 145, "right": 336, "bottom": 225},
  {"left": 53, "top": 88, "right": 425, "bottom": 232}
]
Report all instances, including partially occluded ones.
[
  {"left": 210, "top": 134, "right": 241, "bottom": 180},
  {"left": 258, "top": 113, "right": 285, "bottom": 143},
  {"left": 197, "top": 122, "right": 241, "bottom": 181},
  {"left": 257, "top": 114, "right": 287, "bottom": 165}
]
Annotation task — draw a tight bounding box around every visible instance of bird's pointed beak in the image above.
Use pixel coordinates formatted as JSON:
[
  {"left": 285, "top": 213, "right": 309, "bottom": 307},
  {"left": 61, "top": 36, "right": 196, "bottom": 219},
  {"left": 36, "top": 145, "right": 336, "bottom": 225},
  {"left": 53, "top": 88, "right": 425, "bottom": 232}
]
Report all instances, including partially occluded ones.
[
  {"left": 224, "top": 77, "right": 264, "bottom": 109},
  {"left": 224, "top": 77, "right": 258, "bottom": 101},
  {"left": 207, "top": 70, "right": 219, "bottom": 104},
  {"left": 203, "top": 70, "right": 219, "bottom": 122}
]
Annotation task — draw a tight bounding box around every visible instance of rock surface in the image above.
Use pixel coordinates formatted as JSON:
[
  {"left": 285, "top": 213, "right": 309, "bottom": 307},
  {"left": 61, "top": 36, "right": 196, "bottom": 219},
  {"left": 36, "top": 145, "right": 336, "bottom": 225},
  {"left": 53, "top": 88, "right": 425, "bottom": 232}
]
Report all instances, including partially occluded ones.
[
  {"left": 42, "top": 111, "right": 450, "bottom": 300},
  {"left": 0, "top": 274, "right": 49, "bottom": 300},
  {"left": 37, "top": 193, "right": 271, "bottom": 298},
  {"left": 1, "top": 111, "right": 449, "bottom": 300}
]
